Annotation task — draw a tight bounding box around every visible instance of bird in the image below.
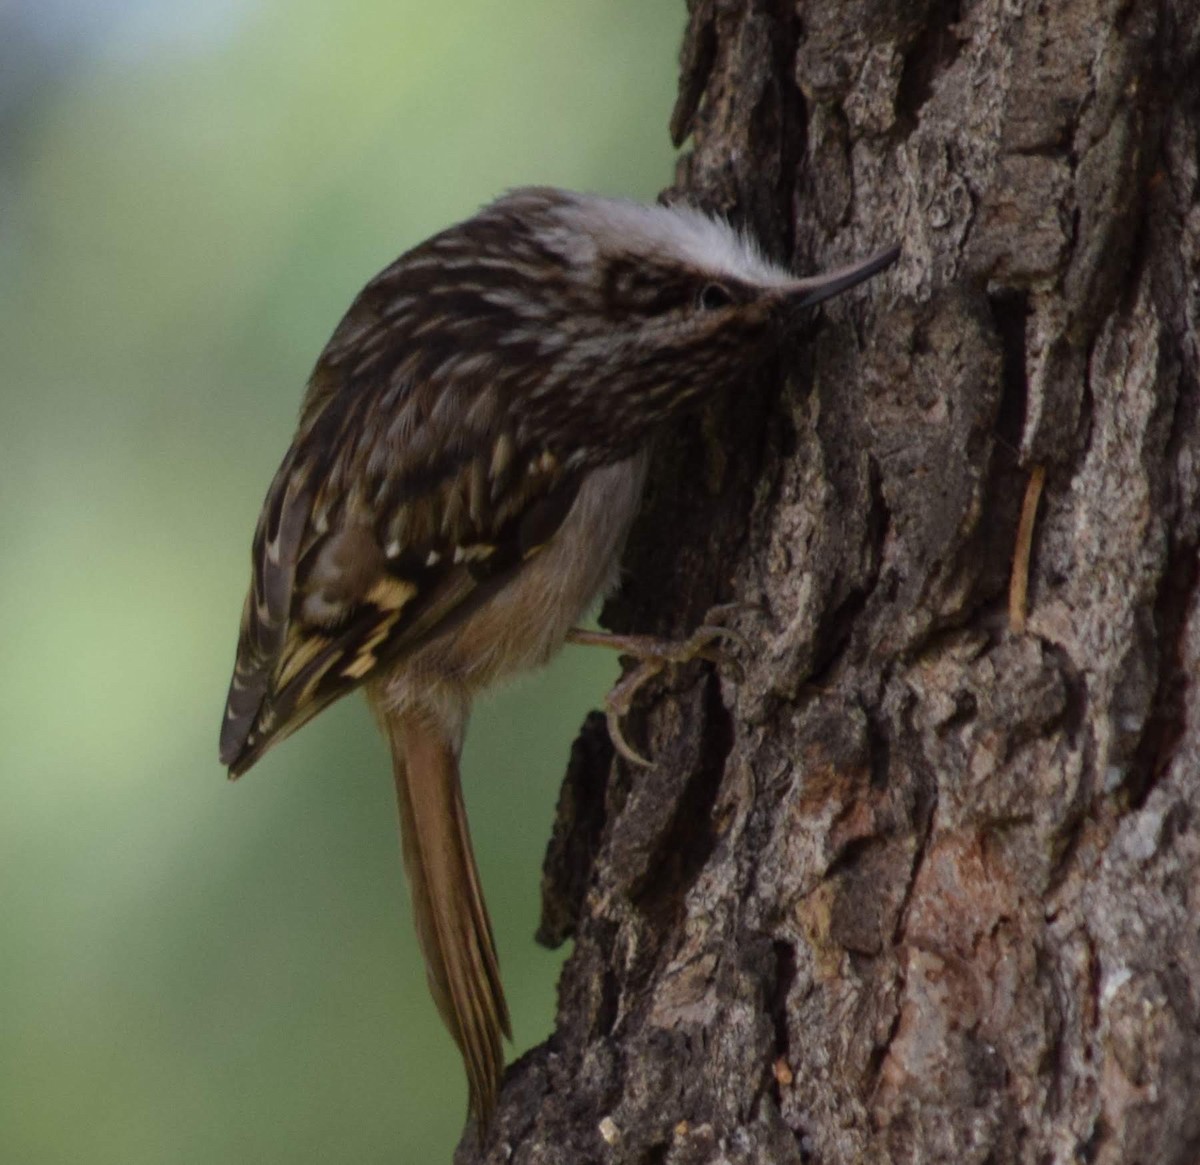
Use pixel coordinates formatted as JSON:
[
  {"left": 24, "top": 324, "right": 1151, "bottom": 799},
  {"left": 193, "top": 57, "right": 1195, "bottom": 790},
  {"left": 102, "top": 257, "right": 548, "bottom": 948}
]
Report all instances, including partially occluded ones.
[{"left": 218, "top": 186, "right": 898, "bottom": 1126}]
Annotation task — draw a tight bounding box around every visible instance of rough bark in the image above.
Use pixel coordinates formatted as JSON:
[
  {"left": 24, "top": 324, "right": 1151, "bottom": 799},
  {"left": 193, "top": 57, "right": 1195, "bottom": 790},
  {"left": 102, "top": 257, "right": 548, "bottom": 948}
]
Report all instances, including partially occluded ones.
[{"left": 461, "top": 1, "right": 1200, "bottom": 1161}]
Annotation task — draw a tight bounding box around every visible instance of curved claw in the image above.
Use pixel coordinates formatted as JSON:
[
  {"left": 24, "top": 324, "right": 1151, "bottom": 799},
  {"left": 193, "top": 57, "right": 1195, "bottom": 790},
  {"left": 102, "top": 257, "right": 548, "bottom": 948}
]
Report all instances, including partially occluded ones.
[
  {"left": 601, "top": 657, "right": 664, "bottom": 767},
  {"left": 605, "top": 702, "right": 654, "bottom": 768}
]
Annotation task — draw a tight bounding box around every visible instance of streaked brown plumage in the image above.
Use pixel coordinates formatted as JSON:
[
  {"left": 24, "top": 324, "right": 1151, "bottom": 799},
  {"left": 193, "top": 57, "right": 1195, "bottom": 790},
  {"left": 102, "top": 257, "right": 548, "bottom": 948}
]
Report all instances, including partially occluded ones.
[{"left": 219, "top": 186, "right": 897, "bottom": 1124}]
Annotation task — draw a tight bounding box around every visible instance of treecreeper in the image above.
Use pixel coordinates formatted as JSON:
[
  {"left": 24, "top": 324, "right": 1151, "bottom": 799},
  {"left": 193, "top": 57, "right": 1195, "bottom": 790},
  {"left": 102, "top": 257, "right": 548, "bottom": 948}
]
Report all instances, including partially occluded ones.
[{"left": 218, "top": 186, "right": 898, "bottom": 1127}]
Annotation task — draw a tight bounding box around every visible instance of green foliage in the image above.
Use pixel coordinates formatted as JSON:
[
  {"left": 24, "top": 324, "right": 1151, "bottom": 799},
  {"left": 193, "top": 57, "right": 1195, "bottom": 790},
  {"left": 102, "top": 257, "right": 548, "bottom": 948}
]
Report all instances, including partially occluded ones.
[{"left": 0, "top": 2, "right": 679, "bottom": 1159}]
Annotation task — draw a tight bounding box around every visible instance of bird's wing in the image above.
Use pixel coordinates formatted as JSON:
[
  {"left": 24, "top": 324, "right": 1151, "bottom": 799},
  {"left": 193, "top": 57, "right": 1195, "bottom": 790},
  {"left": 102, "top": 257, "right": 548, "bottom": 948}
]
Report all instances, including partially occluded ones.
[
  {"left": 219, "top": 419, "right": 578, "bottom": 776},
  {"left": 219, "top": 277, "right": 580, "bottom": 776}
]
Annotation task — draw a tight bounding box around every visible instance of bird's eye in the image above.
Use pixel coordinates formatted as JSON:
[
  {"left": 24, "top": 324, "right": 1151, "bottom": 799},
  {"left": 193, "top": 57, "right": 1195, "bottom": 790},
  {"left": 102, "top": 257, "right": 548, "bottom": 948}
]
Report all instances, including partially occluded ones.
[{"left": 697, "top": 282, "right": 733, "bottom": 311}]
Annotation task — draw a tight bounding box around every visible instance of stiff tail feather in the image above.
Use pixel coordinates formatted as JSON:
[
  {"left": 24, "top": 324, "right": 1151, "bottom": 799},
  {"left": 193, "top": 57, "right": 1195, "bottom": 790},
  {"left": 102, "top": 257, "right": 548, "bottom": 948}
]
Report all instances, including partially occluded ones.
[{"left": 383, "top": 711, "right": 511, "bottom": 1123}]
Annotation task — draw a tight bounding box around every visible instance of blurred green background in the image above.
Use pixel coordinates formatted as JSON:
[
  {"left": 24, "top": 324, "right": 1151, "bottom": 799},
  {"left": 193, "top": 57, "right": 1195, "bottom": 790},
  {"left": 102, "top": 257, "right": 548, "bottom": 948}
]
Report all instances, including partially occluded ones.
[{"left": 0, "top": 2, "right": 680, "bottom": 1160}]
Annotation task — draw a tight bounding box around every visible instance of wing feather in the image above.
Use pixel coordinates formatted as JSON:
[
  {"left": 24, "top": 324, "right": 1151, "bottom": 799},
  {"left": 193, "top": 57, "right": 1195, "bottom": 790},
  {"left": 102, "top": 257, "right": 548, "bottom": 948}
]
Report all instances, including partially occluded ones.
[
  {"left": 220, "top": 230, "right": 593, "bottom": 776},
  {"left": 220, "top": 406, "right": 577, "bottom": 776}
]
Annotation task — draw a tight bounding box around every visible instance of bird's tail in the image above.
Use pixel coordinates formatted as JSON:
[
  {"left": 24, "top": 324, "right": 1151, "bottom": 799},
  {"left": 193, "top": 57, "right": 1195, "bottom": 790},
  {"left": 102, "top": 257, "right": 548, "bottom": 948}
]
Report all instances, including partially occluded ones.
[{"left": 382, "top": 710, "right": 511, "bottom": 1123}]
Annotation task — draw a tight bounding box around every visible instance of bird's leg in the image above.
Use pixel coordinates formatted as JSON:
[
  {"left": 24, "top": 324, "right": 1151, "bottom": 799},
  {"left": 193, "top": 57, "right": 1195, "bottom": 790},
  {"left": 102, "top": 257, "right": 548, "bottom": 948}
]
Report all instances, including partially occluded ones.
[{"left": 568, "top": 603, "right": 750, "bottom": 767}]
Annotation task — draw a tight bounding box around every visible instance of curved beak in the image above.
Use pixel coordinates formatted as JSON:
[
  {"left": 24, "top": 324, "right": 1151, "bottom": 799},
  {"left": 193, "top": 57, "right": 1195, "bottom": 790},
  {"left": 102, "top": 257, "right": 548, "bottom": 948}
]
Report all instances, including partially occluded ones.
[{"left": 786, "top": 243, "right": 901, "bottom": 311}]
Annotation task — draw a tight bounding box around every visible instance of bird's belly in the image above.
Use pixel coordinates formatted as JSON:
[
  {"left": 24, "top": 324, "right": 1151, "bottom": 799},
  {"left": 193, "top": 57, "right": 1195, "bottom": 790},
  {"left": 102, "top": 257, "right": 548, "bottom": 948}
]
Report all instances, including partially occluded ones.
[{"left": 436, "top": 449, "right": 649, "bottom": 691}]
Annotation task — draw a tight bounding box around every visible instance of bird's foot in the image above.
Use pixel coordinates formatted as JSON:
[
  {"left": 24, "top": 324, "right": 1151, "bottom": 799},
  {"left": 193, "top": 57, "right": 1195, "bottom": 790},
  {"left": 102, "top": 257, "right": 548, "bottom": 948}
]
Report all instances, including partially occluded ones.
[{"left": 567, "top": 604, "right": 751, "bottom": 767}]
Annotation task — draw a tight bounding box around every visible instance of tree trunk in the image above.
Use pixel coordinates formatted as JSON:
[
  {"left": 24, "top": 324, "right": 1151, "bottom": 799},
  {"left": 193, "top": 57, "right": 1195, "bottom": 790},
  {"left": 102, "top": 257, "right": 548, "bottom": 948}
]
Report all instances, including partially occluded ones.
[{"left": 463, "top": 1, "right": 1200, "bottom": 1161}]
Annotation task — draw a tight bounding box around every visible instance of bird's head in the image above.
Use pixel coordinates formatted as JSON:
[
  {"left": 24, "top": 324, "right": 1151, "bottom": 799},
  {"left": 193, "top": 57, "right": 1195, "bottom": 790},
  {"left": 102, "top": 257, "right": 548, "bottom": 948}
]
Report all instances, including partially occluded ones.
[{"left": 313, "top": 187, "right": 898, "bottom": 464}]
